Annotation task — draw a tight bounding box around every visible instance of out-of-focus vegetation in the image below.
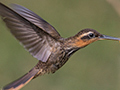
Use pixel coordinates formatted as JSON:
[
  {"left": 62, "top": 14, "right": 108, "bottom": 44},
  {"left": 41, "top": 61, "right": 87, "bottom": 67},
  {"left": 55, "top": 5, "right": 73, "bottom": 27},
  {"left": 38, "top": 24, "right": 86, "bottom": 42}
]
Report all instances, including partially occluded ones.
[{"left": 0, "top": 0, "right": 120, "bottom": 90}]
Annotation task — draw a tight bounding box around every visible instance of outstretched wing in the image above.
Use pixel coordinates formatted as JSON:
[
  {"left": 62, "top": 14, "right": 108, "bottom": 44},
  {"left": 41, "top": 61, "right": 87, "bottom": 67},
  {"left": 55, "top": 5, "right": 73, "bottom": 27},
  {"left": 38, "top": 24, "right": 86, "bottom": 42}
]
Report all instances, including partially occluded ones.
[{"left": 0, "top": 3, "right": 62, "bottom": 62}]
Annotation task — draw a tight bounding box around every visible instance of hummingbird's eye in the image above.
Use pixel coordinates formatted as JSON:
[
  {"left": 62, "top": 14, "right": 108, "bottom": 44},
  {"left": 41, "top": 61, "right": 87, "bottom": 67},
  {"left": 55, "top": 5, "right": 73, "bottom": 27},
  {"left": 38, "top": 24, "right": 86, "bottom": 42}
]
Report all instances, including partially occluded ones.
[{"left": 88, "top": 33, "right": 95, "bottom": 38}]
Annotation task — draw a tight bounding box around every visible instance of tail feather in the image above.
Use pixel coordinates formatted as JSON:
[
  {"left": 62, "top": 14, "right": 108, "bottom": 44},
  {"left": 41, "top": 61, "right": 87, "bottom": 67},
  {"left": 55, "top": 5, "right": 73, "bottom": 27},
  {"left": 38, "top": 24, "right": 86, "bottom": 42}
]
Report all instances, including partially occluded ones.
[{"left": 3, "top": 68, "right": 39, "bottom": 90}]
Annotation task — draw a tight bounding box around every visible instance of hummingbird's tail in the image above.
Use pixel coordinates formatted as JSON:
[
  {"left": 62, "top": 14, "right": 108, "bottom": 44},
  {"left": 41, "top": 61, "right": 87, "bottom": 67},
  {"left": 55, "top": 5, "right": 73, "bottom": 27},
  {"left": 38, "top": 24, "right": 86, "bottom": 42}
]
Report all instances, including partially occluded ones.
[{"left": 2, "top": 68, "right": 40, "bottom": 90}]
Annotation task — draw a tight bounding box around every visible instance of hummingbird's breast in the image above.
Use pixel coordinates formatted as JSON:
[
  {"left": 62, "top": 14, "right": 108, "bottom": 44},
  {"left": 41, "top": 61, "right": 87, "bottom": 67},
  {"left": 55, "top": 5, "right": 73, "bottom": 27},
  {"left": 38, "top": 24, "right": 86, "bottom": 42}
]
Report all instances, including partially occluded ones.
[{"left": 46, "top": 43, "right": 80, "bottom": 73}]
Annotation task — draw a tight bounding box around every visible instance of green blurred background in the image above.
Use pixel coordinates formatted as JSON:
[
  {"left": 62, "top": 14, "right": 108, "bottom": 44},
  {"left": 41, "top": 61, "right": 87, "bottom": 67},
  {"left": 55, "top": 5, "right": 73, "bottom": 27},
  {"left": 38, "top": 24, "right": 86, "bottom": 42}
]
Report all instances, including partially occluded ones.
[{"left": 0, "top": 0, "right": 120, "bottom": 90}]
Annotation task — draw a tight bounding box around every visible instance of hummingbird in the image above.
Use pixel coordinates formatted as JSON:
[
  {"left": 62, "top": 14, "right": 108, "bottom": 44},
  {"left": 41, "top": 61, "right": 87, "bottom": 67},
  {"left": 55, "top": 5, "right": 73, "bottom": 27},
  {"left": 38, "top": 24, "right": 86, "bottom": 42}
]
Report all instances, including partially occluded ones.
[{"left": 0, "top": 2, "right": 120, "bottom": 90}]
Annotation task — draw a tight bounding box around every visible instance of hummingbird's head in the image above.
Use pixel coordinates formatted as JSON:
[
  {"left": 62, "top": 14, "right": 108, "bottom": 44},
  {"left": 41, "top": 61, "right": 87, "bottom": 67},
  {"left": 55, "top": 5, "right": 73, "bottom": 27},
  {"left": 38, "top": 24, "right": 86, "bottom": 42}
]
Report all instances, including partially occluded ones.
[{"left": 72, "top": 29, "right": 120, "bottom": 48}]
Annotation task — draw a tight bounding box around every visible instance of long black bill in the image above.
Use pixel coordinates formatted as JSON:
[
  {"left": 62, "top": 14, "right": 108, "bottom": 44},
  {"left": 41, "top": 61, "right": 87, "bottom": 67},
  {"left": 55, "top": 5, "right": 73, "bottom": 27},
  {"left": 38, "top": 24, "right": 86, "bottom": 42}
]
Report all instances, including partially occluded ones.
[{"left": 99, "top": 35, "right": 120, "bottom": 41}]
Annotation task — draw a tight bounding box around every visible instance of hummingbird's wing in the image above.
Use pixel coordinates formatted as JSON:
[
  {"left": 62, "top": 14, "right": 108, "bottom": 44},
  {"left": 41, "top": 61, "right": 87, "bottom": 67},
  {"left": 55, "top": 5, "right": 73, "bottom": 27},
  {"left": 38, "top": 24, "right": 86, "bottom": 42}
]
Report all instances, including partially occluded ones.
[{"left": 0, "top": 3, "right": 62, "bottom": 62}]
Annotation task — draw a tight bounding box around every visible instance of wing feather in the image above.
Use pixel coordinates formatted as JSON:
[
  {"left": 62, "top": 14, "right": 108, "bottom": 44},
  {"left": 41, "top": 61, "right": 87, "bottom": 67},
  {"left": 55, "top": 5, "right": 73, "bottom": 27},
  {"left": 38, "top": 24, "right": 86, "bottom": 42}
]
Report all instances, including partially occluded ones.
[
  {"left": 0, "top": 3, "right": 61, "bottom": 62},
  {"left": 12, "top": 4, "right": 61, "bottom": 39}
]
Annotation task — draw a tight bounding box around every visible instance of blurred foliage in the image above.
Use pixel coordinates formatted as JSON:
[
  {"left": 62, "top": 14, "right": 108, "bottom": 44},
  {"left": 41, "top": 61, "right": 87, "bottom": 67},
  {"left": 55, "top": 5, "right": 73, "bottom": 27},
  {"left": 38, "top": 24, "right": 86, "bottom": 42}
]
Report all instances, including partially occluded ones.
[{"left": 0, "top": 0, "right": 120, "bottom": 90}]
